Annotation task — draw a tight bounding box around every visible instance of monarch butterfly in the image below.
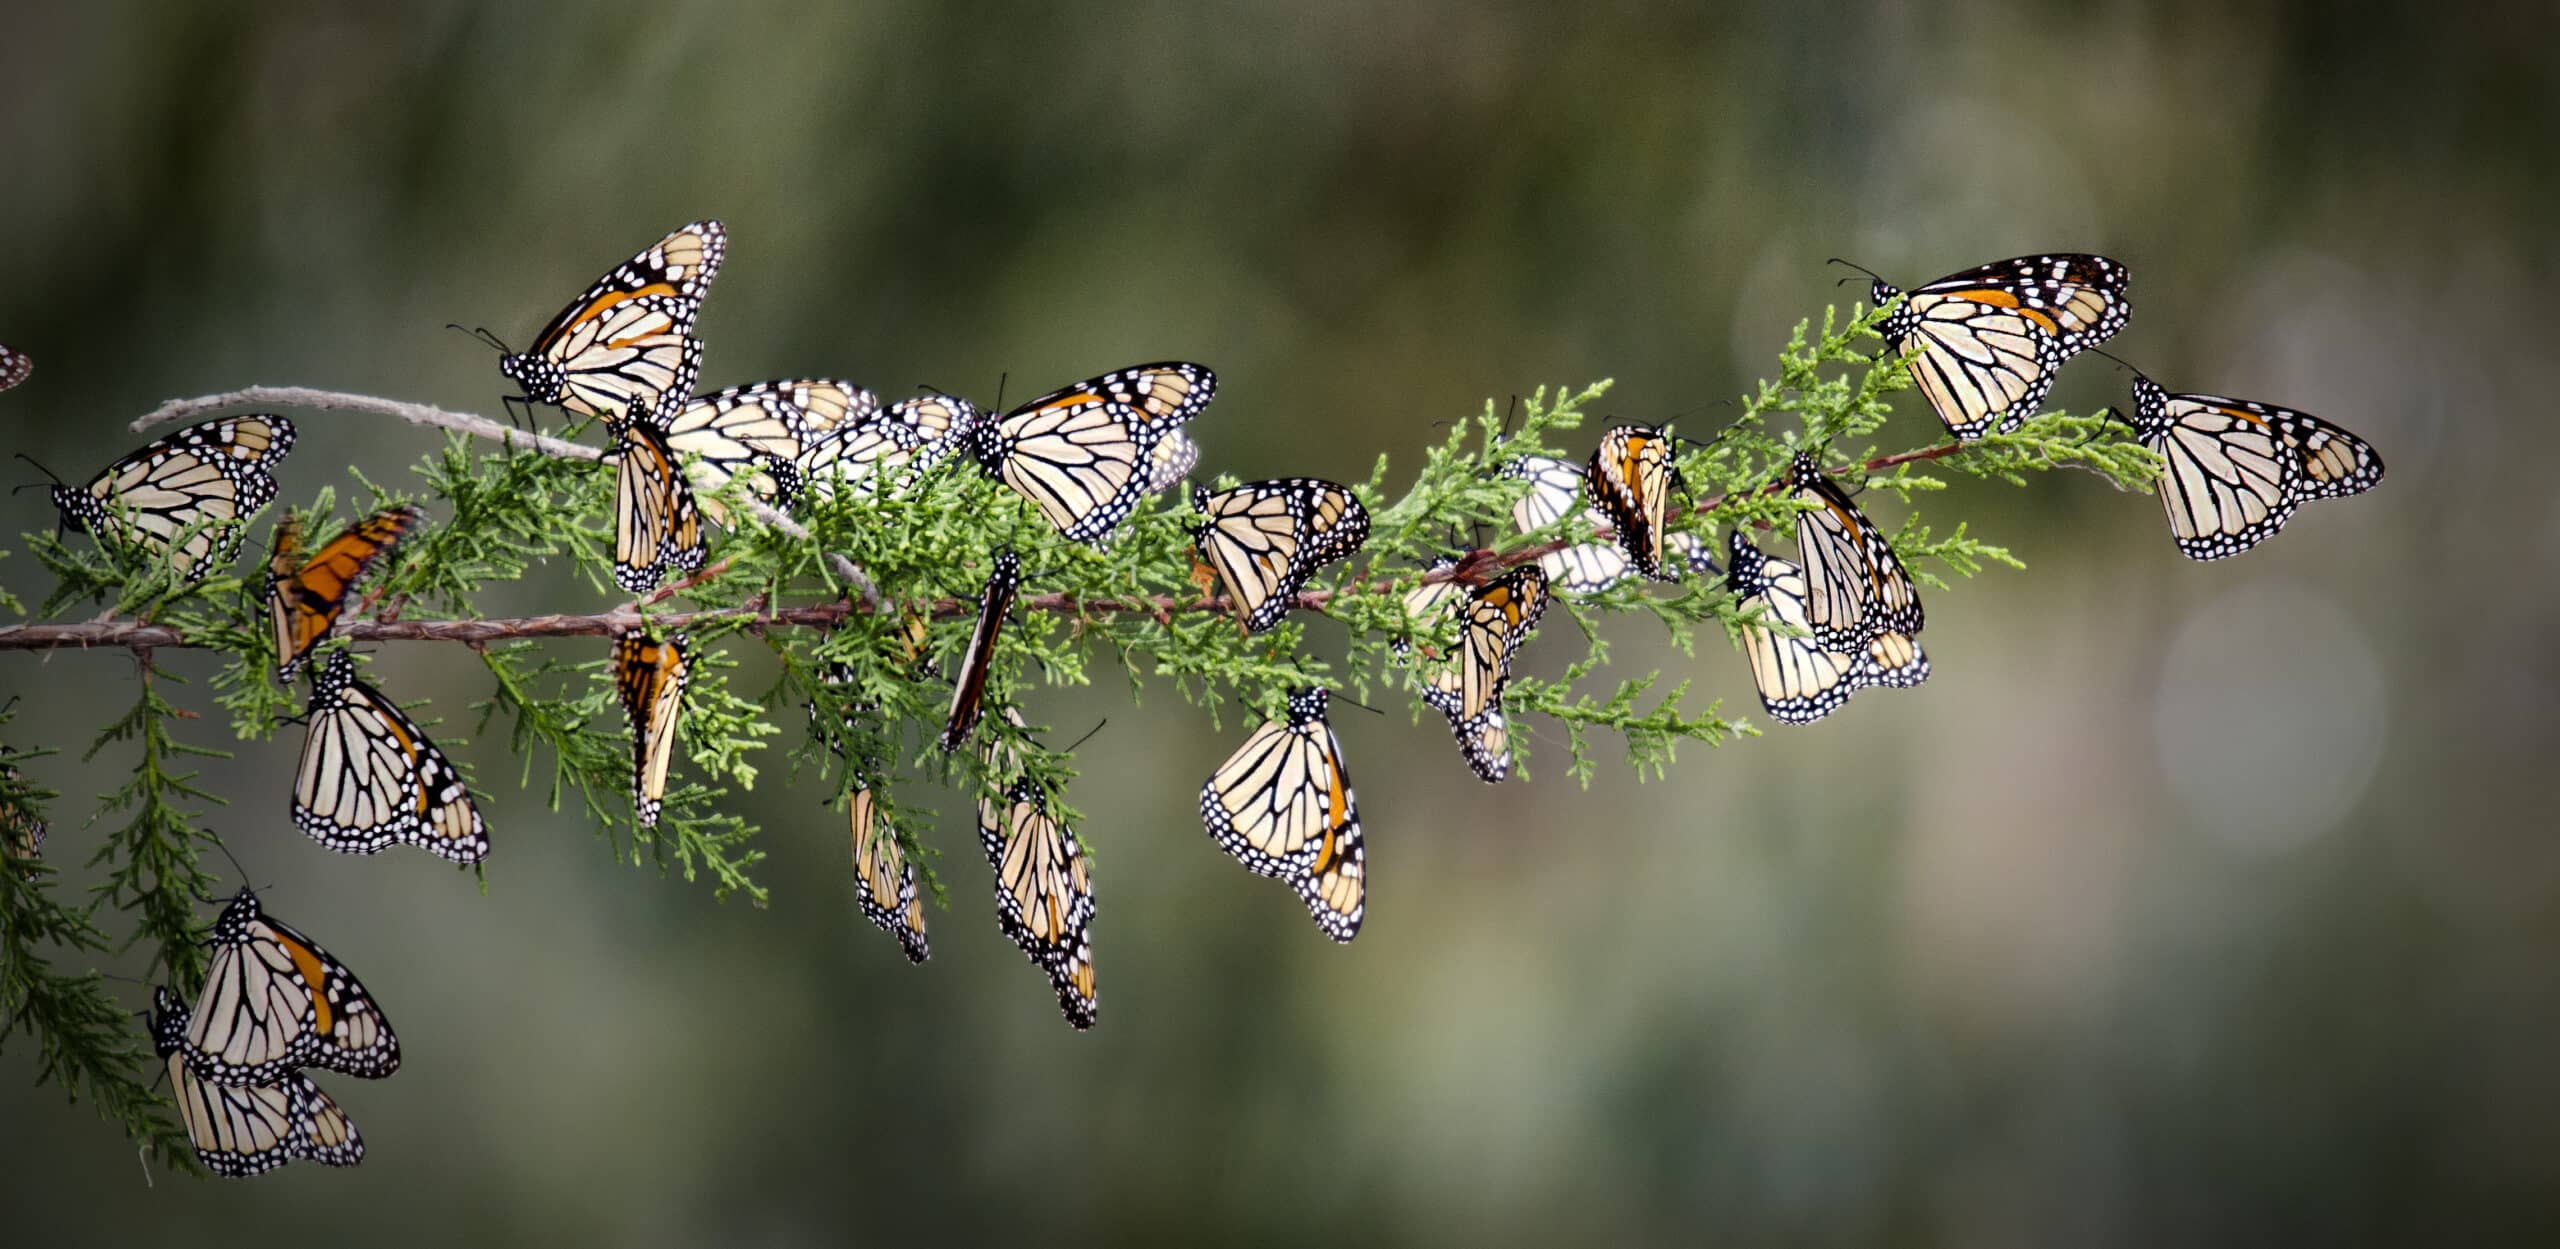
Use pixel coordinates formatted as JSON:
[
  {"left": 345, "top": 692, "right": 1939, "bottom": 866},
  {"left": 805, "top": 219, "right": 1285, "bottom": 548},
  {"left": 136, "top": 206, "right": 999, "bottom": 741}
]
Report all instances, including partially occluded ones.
[
  {"left": 979, "top": 778, "right": 1097, "bottom": 1029},
  {"left": 1725, "top": 531, "right": 1929, "bottom": 725},
  {"left": 292, "top": 651, "right": 488, "bottom": 865},
  {"left": 800, "top": 394, "right": 980, "bottom": 503},
  {"left": 1200, "top": 687, "right": 1365, "bottom": 942},
  {"left": 612, "top": 417, "right": 706, "bottom": 594},
  {"left": 970, "top": 362, "right": 1215, "bottom": 544},
  {"left": 266, "top": 506, "right": 424, "bottom": 681},
  {"left": 1784, "top": 451, "right": 1922, "bottom": 649},
  {"left": 1190, "top": 478, "right": 1370, "bottom": 634},
  {"left": 612, "top": 631, "right": 691, "bottom": 828},
  {"left": 496, "top": 220, "right": 724, "bottom": 428},
  {"left": 1419, "top": 564, "right": 1552, "bottom": 783},
  {"left": 183, "top": 888, "right": 400, "bottom": 1085},
  {"left": 664, "top": 379, "right": 880, "bottom": 522},
  {"left": 151, "top": 989, "right": 362, "bottom": 1177},
  {"left": 2119, "top": 373, "right": 2382, "bottom": 560},
  {"left": 850, "top": 785, "right": 929, "bottom": 964},
  {"left": 46, "top": 415, "right": 294, "bottom": 581},
  {"left": 1584, "top": 426, "right": 1685, "bottom": 580},
  {"left": 1865, "top": 253, "right": 2130, "bottom": 441},
  {"left": 1508, "top": 455, "right": 1635, "bottom": 594},
  {"left": 939, "top": 550, "right": 1021, "bottom": 752},
  {"left": 0, "top": 343, "right": 28, "bottom": 393}
]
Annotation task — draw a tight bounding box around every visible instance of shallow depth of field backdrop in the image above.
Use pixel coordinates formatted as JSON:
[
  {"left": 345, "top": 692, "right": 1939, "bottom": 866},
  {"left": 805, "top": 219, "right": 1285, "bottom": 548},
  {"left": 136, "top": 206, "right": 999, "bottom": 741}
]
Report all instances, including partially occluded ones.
[{"left": 2, "top": 3, "right": 2552, "bottom": 1245}]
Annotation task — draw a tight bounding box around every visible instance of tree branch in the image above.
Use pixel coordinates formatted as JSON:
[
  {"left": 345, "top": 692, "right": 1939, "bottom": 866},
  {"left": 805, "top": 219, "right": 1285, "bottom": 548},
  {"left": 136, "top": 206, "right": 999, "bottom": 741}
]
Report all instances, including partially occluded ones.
[{"left": 0, "top": 429, "right": 1981, "bottom": 655}]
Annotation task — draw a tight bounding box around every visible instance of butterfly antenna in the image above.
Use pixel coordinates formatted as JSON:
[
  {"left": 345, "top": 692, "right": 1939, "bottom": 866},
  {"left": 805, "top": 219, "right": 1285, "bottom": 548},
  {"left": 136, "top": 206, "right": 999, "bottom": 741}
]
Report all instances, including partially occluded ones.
[
  {"left": 992, "top": 372, "right": 1007, "bottom": 413},
  {"left": 1330, "top": 692, "right": 1388, "bottom": 717},
  {"left": 1059, "top": 718, "right": 1110, "bottom": 755},
  {"left": 205, "top": 833, "right": 259, "bottom": 897},
  {"left": 1827, "top": 257, "right": 1888, "bottom": 286},
  {"left": 2085, "top": 346, "right": 2142, "bottom": 377},
  {"left": 13, "top": 452, "right": 64, "bottom": 490}
]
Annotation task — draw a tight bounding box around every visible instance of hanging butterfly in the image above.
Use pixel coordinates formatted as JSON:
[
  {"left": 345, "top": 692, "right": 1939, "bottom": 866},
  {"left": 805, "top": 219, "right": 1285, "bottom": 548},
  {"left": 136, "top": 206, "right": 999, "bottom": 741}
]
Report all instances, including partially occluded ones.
[
  {"left": 969, "top": 362, "right": 1215, "bottom": 544},
  {"left": 800, "top": 393, "right": 981, "bottom": 503},
  {"left": 0, "top": 343, "right": 29, "bottom": 393},
  {"left": 664, "top": 378, "right": 879, "bottom": 522},
  {"left": 611, "top": 417, "right": 706, "bottom": 594},
  {"left": 612, "top": 630, "right": 691, "bottom": 828},
  {"left": 849, "top": 784, "right": 929, "bottom": 964},
  {"left": 2118, "top": 372, "right": 2382, "bottom": 560},
  {"left": 1861, "top": 253, "right": 2130, "bottom": 441},
  {"left": 183, "top": 888, "right": 400, "bottom": 1085},
  {"left": 1584, "top": 425, "right": 1687, "bottom": 580},
  {"left": 291, "top": 651, "right": 488, "bottom": 865},
  {"left": 939, "top": 550, "right": 1022, "bottom": 752},
  {"left": 494, "top": 220, "right": 724, "bottom": 428},
  {"left": 978, "top": 777, "right": 1098, "bottom": 1029},
  {"left": 1200, "top": 687, "right": 1365, "bottom": 942},
  {"left": 1725, "top": 530, "right": 1929, "bottom": 724},
  {"left": 1782, "top": 451, "right": 1922, "bottom": 649},
  {"left": 265, "top": 505, "right": 424, "bottom": 681},
  {"left": 43, "top": 415, "right": 294, "bottom": 581},
  {"left": 1190, "top": 477, "right": 1370, "bottom": 633},
  {"left": 151, "top": 988, "right": 362, "bottom": 1177},
  {"left": 1507, "top": 455, "right": 1636, "bottom": 594},
  {"left": 1419, "top": 564, "right": 1552, "bottom": 783}
]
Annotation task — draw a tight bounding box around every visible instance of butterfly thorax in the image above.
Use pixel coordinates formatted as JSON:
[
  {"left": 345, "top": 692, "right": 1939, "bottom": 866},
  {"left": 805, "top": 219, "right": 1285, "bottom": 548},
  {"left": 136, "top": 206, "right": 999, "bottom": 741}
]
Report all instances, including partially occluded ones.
[{"left": 1870, "top": 279, "right": 1913, "bottom": 343}]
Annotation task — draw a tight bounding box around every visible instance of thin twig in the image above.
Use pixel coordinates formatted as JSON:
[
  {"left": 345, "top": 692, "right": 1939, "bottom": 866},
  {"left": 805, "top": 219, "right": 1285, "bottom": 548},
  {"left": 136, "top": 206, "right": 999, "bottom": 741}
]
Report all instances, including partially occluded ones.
[{"left": 130, "top": 386, "right": 819, "bottom": 541}]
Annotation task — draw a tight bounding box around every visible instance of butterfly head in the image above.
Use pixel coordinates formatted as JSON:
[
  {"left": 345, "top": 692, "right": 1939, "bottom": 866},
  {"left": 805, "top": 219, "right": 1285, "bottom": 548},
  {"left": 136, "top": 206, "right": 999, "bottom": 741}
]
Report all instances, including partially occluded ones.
[
  {"left": 1286, "top": 686, "right": 1329, "bottom": 726},
  {"left": 1787, "top": 448, "right": 1825, "bottom": 487},
  {"left": 1724, "top": 530, "right": 1769, "bottom": 594},
  {"left": 148, "top": 987, "right": 188, "bottom": 1055},
  {"left": 2126, "top": 374, "right": 2168, "bottom": 431},
  {"left": 496, "top": 351, "right": 564, "bottom": 406}
]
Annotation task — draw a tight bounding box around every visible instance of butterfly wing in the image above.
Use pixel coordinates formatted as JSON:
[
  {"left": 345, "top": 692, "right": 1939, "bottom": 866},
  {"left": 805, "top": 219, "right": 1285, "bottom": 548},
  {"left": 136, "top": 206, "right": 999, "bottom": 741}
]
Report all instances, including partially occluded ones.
[
  {"left": 612, "top": 420, "right": 707, "bottom": 593},
  {"left": 1584, "top": 427, "right": 1676, "bottom": 579},
  {"left": 292, "top": 652, "right": 488, "bottom": 865},
  {"left": 1727, "top": 532, "right": 1859, "bottom": 725},
  {"left": 1147, "top": 429, "right": 1201, "bottom": 495},
  {"left": 612, "top": 631, "right": 691, "bottom": 828},
  {"left": 55, "top": 416, "right": 295, "bottom": 581},
  {"left": 940, "top": 551, "right": 1022, "bottom": 751},
  {"left": 2128, "top": 378, "right": 2301, "bottom": 560},
  {"left": 1191, "top": 479, "right": 1369, "bottom": 633},
  {"left": 979, "top": 780, "right": 1098, "bottom": 1029},
  {"left": 1507, "top": 455, "right": 1633, "bottom": 595},
  {"left": 185, "top": 890, "right": 399, "bottom": 1084},
  {"left": 2264, "top": 406, "right": 2384, "bottom": 501},
  {"left": 850, "top": 786, "right": 929, "bottom": 964},
  {"left": 976, "top": 362, "right": 1215, "bottom": 544},
  {"left": 268, "top": 506, "right": 423, "bottom": 680},
  {"left": 500, "top": 221, "right": 724, "bottom": 425},
  {"left": 0, "top": 344, "right": 30, "bottom": 393},
  {"left": 1879, "top": 254, "right": 2129, "bottom": 440},
  {"left": 666, "top": 379, "right": 879, "bottom": 520},
  {"left": 1200, "top": 689, "right": 1348, "bottom": 880},
  {"left": 802, "top": 394, "right": 976, "bottom": 501},
  {"left": 1788, "top": 454, "right": 1922, "bottom": 649},
  {"left": 153, "top": 989, "right": 361, "bottom": 1176}
]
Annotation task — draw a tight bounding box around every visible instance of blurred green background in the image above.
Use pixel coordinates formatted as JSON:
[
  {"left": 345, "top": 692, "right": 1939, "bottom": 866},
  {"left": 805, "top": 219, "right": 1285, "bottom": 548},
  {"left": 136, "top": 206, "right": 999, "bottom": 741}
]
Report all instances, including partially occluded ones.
[{"left": 2, "top": 2, "right": 2550, "bottom": 1244}]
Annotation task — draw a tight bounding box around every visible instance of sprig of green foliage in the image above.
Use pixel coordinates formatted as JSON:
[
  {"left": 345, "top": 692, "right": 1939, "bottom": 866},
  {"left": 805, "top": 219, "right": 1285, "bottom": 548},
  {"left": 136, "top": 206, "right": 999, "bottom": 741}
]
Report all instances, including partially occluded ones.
[{"left": 0, "top": 299, "right": 2167, "bottom": 1166}]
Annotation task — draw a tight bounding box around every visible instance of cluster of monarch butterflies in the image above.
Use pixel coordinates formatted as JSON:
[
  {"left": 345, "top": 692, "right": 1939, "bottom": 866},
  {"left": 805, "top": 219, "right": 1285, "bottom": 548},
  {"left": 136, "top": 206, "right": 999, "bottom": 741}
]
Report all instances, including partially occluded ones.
[
  {"left": 150, "top": 890, "right": 397, "bottom": 1175},
  {"left": 11, "top": 241, "right": 2386, "bottom": 1071}
]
